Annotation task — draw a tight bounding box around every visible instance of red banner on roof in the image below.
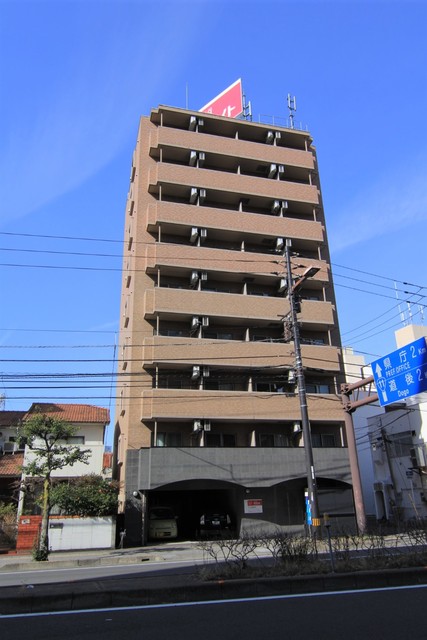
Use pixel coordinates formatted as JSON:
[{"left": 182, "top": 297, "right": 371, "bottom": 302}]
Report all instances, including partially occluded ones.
[{"left": 199, "top": 79, "right": 243, "bottom": 118}]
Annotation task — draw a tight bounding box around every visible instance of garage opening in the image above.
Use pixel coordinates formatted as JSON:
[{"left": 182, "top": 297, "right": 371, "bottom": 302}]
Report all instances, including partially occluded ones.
[{"left": 148, "top": 482, "right": 237, "bottom": 540}]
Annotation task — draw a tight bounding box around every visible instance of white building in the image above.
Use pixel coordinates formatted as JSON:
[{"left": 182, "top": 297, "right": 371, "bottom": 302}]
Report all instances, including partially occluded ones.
[{"left": 368, "top": 325, "right": 427, "bottom": 523}]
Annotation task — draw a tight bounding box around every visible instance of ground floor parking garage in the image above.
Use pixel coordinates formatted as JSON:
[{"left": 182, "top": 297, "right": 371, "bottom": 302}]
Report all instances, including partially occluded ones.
[{"left": 123, "top": 448, "right": 355, "bottom": 546}]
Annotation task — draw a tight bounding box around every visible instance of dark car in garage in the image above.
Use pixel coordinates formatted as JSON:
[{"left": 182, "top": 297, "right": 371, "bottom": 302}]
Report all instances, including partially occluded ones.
[{"left": 198, "top": 512, "right": 233, "bottom": 538}]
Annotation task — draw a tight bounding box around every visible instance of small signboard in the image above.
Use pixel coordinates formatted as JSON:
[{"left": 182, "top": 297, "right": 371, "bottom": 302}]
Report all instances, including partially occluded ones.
[
  {"left": 200, "top": 79, "right": 243, "bottom": 118},
  {"left": 244, "top": 498, "right": 263, "bottom": 514},
  {"left": 371, "top": 337, "right": 427, "bottom": 406},
  {"left": 305, "top": 492, "right": 312, "bottom": 525}
]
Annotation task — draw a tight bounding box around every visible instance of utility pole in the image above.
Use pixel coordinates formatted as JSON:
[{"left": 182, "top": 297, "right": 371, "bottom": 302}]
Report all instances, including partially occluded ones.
[
  {"left": 341, "top": 378, "right": 373, "bottom": 533},
  {"left": 284, "top": 239, "right": 321, "bottom": 530}
]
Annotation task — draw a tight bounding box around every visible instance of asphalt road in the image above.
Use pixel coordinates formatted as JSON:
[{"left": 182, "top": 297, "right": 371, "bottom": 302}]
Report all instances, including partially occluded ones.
[{"left": 1, "top": 585, "right": 426, "bottom": 640}]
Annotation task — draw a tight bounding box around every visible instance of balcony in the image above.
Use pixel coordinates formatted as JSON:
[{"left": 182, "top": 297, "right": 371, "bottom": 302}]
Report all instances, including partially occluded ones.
[
  {"left": 150, "top": 105, "right": 312, "bottom": 151},
  {"left": 149, "top": 164, "right": 319, "bottom": 206},
  {"left": 144, "top": 288, "right": 335, "bottom": 328},
  {"left": 149, "top": 125, "right": 315, "bottom": 170},
  {"left": 140, "top": 389, "right": 343, "bottom": 422},
  {"left": 142, "top": 336, "right": 341, "bottom": 372},
  {"left": 146, "top": 201, "right": 324, "bottom": 247}
]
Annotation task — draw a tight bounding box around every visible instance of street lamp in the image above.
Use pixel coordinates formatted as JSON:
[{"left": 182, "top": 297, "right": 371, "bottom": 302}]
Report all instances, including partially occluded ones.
[{"left": 283, "top": 239, "right": 321, "bottom": 531}]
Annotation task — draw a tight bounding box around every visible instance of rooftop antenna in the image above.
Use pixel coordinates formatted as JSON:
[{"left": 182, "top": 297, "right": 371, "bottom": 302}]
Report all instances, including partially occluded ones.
[
  {"left": 242, "top": 93, "right": 252, "bottom": 121},
  {"left": 287, "top": 93, "right": 297, "bottom": 129},
  {"left": 186, "top": 83, "right": 189, "bottom": 110}
]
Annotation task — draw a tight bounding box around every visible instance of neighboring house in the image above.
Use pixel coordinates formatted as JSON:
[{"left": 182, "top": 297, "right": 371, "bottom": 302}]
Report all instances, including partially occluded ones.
[
  {"left": 367, "top": 325, "right": 427, "bottom": 523},
  {"left": 0, "top": 410, "right": 26, "bottom": 456},
  {"left": 114, "top": 102, "right": 357, "bottom": 545},
  {"left": 18, "top": 403, "right": 110, "bottom": 516},
  {"left": 0, "top": 411, "right": 26, "bottom": 505}
]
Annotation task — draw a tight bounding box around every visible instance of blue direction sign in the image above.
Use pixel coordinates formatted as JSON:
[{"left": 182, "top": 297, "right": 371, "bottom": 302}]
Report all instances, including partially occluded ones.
[{"left": 371, "top": 337, "right": 427, "bottom": 406}]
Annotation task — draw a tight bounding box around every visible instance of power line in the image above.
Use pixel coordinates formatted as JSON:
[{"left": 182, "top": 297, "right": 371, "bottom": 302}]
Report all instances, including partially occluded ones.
[{"left": 332, "top": 262, "right": 426, "bottom": 291}]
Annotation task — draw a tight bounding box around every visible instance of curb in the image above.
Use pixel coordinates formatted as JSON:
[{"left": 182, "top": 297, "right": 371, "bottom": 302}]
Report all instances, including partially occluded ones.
[{"left": 0, "top": 553, "right": 157, "bottom": 572}]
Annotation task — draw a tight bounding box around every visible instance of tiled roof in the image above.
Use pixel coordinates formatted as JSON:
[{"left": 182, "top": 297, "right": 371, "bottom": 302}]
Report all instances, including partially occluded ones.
[
  {"left": 24, "top": 404, "right": 110, "bottom": 425},
  {"left": 0, "top": 452, "right": 24, "bottom": 477},
  {"left": 0, "top": 411, "right": 26, "bottom": 428}
]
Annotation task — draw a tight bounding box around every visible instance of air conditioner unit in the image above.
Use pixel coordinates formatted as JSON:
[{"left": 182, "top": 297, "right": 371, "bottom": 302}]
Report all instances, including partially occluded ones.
[
  {"left": 189, "top": 116, "right": 197, "bottom": 131},
  {"left": 204, "top": 420, "right": 211, "bottom": 432},
  {"left": 275, "top": 237, "right": 284, "bottom": 252},
  {"left": 190, "top": 187, "right": 198, "bottom": 204},
  {"left": 410, "top": 446, "right": 427, "bottom": 469},
  {"left": 202, "top": 366, "right": 210, "bottom": 378},
  {"left": 200, "top": 228, "right": 208, "bottom": 241},
  {"left": 192, "top": 365, "right": 201, "bottom": 380},
  {"left": 202, "top": 316, "right": 209, "bottom": 327},
  {"left": 277, "top": 165, "right": 285, "bottom": 177},
  {"left": 189, "top": 150, "right": 198, "bottom": 166},
  {"left": 193, "top": 419, "right": 202, "bottom": 431},
  {"left": 198, "top": 152, "right": 206, "bottom": 167},
  {"left": 198, "top": 118, "right": 204, "bottom": 128},
  {"left": 265, "top": 131, "right": 274, "bottom": 144},
  {"left": 268, "top": 163, "right": 277, "bottom": 179},
  {"left": 190, "top": 271, "right": 199, "bottom": 286},
  {"left": 191, "top": 316, "right": 200, "bottom": 331},
  {"left": 199, "top": 188, "right": 206, "bottom": 204},
  {"left": 278, "top": 278, "right": 287, "bottom": 293},
  {"left": 190, "top": 227, "right": 199, "bottom": 243},
  {"left": 201, "top": 272, "right": 208, "bottom": 281},
  {"left": 271, "top": 200, "right": 281, "bottom": 214},
  {"left": 275, "top": 132, "right": 281, "bottom": 141}
]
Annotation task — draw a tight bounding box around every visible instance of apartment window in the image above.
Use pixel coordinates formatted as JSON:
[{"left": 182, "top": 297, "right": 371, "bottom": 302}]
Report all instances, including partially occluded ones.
[
  {"left": 254, "top": 382, "right": 285, "bottom": 393},
  {"left": 388, "top": 432, "right": 413, "bottom": 458},
  {"left": 205, "top": 433, "right": 235, "bottom": 447},
  {"left": 159, "top": 329, "right": 188, "bottom": 337},
  {"left": 312, "top": 433, "right": 336, "bottom": 448},
  {"left": 306, "top": 383, "right": 330, "bottom": 394},
  {"left": 252, "top": 335, "right": 281, "bottom": 343},
  {"left": 66, "top": 436, "right": 85, "bottom": 445},
  {"left": 157, "top": 376, "right": 185, "bottom": 389},
  {"left": 205, "top": 380, "right": 235, "bottom": 391},
  {"left": 155, "top": 432, "right": 182, "bottom": 447},
  {"left": 258, "top": 434, "right": 291, "bottom": 447},
  {"left": 204, "top": 331, "right": 233, "bottom": 341},
  {"left": 301, "top": 337, "right": 325, "bottom": 345}
]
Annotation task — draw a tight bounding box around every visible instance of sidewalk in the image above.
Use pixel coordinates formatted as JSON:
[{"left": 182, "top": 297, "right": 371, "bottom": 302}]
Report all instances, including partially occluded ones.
[
  {"left": 0, "top": 540, "right": 205, "bottom": 571},
  {"left": 0, "top": 547, "right": 156, "bottom": 572}
]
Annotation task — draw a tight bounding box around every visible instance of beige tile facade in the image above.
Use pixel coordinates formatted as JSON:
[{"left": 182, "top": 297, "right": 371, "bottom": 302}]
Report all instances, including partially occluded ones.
[{"left": 114, "top": 105, "right": 353, "bottom": 543}]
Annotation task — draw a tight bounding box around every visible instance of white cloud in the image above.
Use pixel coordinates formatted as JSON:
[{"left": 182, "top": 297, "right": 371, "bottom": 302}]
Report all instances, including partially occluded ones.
[{"left": 328, "top": 158, "right": 427, "bottom": 253}]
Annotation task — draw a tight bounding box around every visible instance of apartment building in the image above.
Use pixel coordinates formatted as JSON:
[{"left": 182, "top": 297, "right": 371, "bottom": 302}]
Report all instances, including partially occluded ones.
[{"left": 114, "top": 104, "right": 355, "bottom": 544}]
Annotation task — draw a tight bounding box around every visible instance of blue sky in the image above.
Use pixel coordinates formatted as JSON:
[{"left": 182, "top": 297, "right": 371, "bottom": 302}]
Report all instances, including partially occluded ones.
[{"left": 1, "top": 0, "right": 426, "bottom": 443}]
